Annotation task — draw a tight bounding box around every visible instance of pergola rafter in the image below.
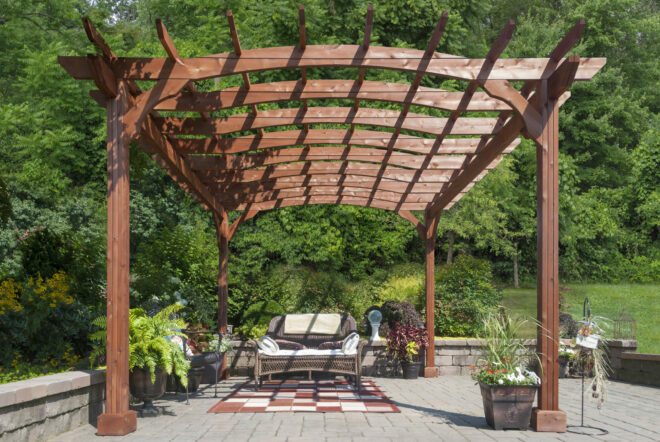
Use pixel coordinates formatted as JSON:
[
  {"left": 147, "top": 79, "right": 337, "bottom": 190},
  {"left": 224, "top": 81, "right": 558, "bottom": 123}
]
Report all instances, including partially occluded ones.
[{"left": 58, "top": 7, "right": 604, "bottom": 436}]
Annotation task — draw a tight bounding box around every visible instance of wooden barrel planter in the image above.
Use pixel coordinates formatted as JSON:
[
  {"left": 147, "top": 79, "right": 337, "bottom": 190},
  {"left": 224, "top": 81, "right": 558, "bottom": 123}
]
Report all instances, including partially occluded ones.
[{"left": 479, "top": 383, "right": 538, "bottom": 430}]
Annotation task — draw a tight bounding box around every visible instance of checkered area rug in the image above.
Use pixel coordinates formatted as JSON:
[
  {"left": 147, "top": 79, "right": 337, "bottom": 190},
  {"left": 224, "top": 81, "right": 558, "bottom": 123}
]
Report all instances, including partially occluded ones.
[{"left": 207, "top": 379, "right": 400, "bottom": 413}]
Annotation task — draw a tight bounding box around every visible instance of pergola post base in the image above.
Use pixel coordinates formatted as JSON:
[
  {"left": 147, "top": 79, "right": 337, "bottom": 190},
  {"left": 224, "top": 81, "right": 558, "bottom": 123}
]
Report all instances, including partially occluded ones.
[
  {"left": 531, "top": 408, "right": 566, "bottom": 432},
  {"left": 97, "top": 410, "right": 137, "bottom": 436},
  {"left": 424, "top": 366, "right": 439, "bottom": 378}
]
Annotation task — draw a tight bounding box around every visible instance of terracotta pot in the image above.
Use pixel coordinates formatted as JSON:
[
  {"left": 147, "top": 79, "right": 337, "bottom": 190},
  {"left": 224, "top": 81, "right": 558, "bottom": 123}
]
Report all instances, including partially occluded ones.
[
  {"left": 401, "top": 360, "right": 422, "bottom": 379},
  {"left": 129, "top": 367, "right": 167, "bottom": 411},
  {"left": 479, "top": 382, "right": 538, "bottom": 430}
]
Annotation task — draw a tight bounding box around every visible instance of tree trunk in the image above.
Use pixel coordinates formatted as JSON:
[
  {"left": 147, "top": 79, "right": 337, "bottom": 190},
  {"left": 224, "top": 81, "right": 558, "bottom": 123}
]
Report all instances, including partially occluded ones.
[
  {"left": 446, "top": 230, "right": 455, "bottom": 264},
  {"left": 513, "top": 249, "right": 519, "bottom": 289}
]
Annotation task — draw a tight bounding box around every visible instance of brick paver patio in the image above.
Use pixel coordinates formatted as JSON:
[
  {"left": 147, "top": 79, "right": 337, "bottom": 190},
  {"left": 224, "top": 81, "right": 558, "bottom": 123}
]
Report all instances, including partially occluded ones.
[{"left": 50, "top": 377, "right": 660, "bottom": 441}]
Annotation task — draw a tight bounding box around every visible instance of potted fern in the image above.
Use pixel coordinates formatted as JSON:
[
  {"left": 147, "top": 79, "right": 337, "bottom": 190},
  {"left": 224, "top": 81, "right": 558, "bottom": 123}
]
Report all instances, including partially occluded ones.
[{"left": 90, "top": 303, "right": 190, "bottom": 414}]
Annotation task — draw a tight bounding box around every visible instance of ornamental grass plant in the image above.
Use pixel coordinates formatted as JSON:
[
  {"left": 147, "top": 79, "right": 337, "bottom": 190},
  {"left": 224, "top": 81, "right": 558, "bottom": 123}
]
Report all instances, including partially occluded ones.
[{"left": 471, "top": 312, "right": 541, "bottom": 386}]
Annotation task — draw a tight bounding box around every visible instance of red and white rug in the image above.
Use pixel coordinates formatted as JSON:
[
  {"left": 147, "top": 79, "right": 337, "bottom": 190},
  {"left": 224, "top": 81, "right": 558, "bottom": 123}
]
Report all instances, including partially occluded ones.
[{"left": 208, "top": 379, "right": 400, "bottom": 413}]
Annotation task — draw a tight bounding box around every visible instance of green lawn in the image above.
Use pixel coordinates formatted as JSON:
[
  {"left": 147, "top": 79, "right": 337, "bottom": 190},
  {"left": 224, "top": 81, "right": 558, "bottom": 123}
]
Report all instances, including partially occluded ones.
[{"left": 501, "top": 283, "right": 660, "bottom": 354}]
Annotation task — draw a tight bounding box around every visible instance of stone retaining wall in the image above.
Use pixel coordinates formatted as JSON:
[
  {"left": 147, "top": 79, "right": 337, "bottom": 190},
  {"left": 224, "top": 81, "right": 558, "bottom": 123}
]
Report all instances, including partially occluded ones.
[
  {"left": 602, "top": 340, "right": 660, "bottom": 387},
  {"left": 227, "top": 339, "right": 649, "bottom": 380},
  {"left": 0, "top": 370, "right": 104, "bottom": 441},
  {"left": 226, "top": 339, "right": 538, "bottom": 377}
]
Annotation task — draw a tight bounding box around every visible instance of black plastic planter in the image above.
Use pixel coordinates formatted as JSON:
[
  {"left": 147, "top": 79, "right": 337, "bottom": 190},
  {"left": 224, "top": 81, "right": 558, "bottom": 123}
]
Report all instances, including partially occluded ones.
[{"left": 401, "top": 360, "right": 422, "bottom": 379}]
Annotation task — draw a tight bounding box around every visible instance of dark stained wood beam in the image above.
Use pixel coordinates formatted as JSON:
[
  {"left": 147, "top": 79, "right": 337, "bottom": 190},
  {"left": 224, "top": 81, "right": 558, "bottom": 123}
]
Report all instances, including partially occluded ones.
[
  {"left": 356, "top": 4, "right": 374, "bottom": 89},
  {"left": 139, "top": 117, "right": 224, "bottom": 217},
  {"left": 208, "top": 170, "right": 493, "bottom": 195},
  {"left": 227, "top": 210, "right": 259, "bottom": 240},
  {"left": 123, "top": 78, "right": 188, "bottom": 141},
  {"left": 236, "top": 195, "right": 428, "bottom": 211},
  {"left": 153, "top": 80, "right": 572, "bottom": 113},
  {"left": 426, "top": 114, "right": 523, "bottom": 220},
  {"left": 425, "top": 18, "right": 591, "bottom": 218},
  {"left": 397, "top": 210, "right": 426, "bottom": 239},
  {"left": 96, "top": 78, "right": 137, "bottom": 438},
  {"left": 550, "top": 19, "right": 585, "bottom": 62},
  {"left": 426, "top": 58, "right": 579, "bottom": 220},
  {"left": 170, "top": 129, "right": 520, "bottom": 155},
  {"left": 87, "top": 54, "right": 117, "bottom": 98},
  {"left": 155, "top": 19, "right": 210, "bottom": 119},
  {"left": 218, "top": 186, "right": 442, "bottom": 205},
  {"left": 396, "top": 19, "right": 514, "bottom": 212},
  {"left": 198, "top": 160, "right": 501, "bottom": 184},
  {"left": 57, "top": 50, "right": 606, "bottom": 83},
  {"left": 226, "top": 10, "right": 263, "bottom": 136},
  {"left": 81, "top": 18, "right": 140, "bottom": 96},
  {"left": 187, "top": 147, "right": 479, "bottom": 171},
  {"left": 548, "top": 56, "right": 580, "bottom": 100},
  {"left": 156, "top": 108, "right": 502, "bottom": 137}
]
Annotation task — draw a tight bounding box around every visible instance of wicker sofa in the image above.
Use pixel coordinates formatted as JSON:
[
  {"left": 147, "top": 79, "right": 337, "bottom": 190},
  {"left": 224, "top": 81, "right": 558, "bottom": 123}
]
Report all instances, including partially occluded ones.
[{"left": 250, "top": 313, "right": 366, "bottom": 389}]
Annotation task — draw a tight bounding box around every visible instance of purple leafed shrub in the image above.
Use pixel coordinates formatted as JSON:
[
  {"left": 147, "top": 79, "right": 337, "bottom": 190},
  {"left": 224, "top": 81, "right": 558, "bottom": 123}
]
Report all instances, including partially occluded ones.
[{"left": 386, "top": 323, "right": 429, "bottom": 363}]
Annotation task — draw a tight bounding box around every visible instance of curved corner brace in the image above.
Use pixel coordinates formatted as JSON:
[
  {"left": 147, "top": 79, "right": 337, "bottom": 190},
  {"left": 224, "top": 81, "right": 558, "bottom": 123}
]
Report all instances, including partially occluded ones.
[
  {"left": 228, "top": 210, "right": 259, "bottom": 241},
  {"left": 124, "top": 78, "right": 189, "bottom": 141},
  {"left": 397, "top": 210, "right": 426, "bottom": 239},
  {"left": 481, "top": 79, "right": 543, "bottom": 141}
]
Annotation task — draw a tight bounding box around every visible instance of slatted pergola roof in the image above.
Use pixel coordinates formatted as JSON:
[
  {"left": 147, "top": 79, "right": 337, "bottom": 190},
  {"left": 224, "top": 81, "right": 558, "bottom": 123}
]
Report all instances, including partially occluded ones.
[
  {"left": 58, "top": 7, "right": 604, "bottom": 436},
  {"left": 59, "top": 8, "right": 603, "bottom": 229}
]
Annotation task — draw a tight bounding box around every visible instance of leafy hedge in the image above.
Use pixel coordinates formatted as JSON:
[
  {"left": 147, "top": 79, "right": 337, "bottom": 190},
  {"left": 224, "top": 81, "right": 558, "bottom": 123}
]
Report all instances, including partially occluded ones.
[{"left": 434, "top": 255, "right": 502, "bottom": 337}]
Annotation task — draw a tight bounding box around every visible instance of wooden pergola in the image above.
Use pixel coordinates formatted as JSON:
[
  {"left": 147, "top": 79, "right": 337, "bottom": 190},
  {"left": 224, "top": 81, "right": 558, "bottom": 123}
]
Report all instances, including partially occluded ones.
[{"left": 59, "top": 7, "right": 604, "bottom": 436}]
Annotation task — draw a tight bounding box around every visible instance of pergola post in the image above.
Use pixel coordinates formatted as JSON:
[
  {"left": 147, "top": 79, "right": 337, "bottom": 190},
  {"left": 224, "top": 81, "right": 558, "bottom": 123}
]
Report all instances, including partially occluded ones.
[
  {"left": 423, "top": 212, "right": 439, "bottom": 378},
  {"left": 531, "top": 79, "right": 566, "bottom": 432},
  {"left": 213, "top": 211, "right": 230, "bottom": 379},
  {"left": 97, "top": 80, "right": 137, "bottom": 436}
]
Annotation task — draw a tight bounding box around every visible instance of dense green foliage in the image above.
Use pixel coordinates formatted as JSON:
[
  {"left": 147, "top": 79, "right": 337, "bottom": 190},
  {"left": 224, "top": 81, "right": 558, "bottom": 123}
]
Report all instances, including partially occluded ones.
[
  {"left": 434, "top": 256, "right": 502, "bottom": 336},
  {"left": 0, "top": 0, "right": 658, "bottom": 366},
  {"left": 236, "top": 300, "right": 286, "bottom": 339}
]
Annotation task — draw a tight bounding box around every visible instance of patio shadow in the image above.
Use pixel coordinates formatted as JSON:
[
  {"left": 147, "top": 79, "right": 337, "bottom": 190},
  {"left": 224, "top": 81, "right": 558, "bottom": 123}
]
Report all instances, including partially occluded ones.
[{"left": 391, "top": 401, "right": 492, "bottom": 429}]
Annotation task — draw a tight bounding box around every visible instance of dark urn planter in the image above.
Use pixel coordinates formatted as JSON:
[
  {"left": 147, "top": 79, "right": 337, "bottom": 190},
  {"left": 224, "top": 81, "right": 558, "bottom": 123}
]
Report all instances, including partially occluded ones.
[
  {"left": 167, "top": 366, "right": 204, "bottom": 393},
  {"left": 558, "top": 356, "right": 570, "bottom": 378},
  {"left": 129, "top": 367, "right": 167, "bottom": 416},
  {"left": 479, "top": 382, "right": 538, "bottom": 430},
  {"left": 401, "top": 360, "right": 422, "bottom": 379},
  {"left": 201, "top": 352, "right": 224, "bottom": 384}
]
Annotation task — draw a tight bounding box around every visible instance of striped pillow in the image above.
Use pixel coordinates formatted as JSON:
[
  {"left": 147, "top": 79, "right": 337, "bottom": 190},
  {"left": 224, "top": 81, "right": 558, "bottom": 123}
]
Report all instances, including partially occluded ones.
[
  {"left": 341, "top": 332, "right": 360, "bottom": 355},
  {"left": 256, "top": 336, "right": 279, "bottom": 355}
]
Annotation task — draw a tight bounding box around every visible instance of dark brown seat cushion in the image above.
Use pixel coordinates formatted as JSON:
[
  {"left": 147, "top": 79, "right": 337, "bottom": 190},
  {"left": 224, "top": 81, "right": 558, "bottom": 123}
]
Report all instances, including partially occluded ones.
[
  {"left": 318, "top": 340, "right": 343, "bottom": 350},
  {"left": 274, "top": 339, "right": 306, "bottom": 350}
]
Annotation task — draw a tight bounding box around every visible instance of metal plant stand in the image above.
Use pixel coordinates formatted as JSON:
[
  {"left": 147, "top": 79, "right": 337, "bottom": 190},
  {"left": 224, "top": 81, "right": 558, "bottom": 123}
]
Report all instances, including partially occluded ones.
[
  {"left": 182, "top": 330, "right": 223, "bottom": 404},
  {"left": 567, "top": 298, "right": 608, "bottom": 436}
]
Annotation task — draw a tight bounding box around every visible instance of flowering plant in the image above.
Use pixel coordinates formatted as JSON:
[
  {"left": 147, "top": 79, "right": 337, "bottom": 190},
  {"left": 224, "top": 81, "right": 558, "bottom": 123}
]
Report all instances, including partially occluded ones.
[
  {"left": 386, "top": 323, "right": 428, "bottom": 363},
  {"left": 470, "top": 313, "right": 541, "bottom": 386},
  {"left": 559, "top": 340, "right": 576, "bottom": 359}
]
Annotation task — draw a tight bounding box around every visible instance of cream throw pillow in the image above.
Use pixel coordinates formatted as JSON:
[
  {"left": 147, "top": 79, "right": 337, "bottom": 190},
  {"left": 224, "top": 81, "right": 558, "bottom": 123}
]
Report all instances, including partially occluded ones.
[
  {"left": 256, "top": 336, "right": 279, "bottom": 355},
  {"left": 341, "top": 332, "right": 360, "bottom": 355}
]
